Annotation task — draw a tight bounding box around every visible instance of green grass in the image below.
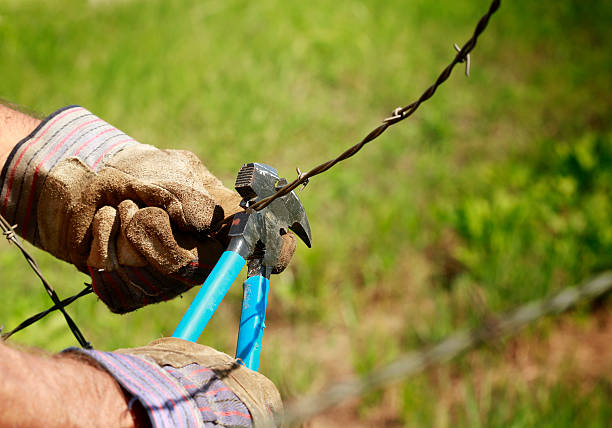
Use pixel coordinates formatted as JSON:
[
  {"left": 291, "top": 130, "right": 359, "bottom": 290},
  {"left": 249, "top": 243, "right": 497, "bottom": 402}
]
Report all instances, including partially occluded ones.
[{"left": 1, "top": 0, "right": 611, "bottom": 426}]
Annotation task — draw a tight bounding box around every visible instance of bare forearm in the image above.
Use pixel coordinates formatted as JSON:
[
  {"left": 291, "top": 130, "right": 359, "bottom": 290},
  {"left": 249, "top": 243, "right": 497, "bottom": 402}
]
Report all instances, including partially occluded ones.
[
  {"left": 0, "top": 342, "right": 144, "bottom": 428},
  {"left": 0, "top": 105, "right": 142, "bottom": 425},
  {"left": 0, "top": 103, "right": 41, "bottom": 166}
]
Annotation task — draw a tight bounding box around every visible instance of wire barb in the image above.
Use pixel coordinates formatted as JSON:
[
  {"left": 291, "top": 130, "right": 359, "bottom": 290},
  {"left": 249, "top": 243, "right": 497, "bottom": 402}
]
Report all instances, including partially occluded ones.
[
  {"left": 2, "top": 223, "right": 17, "bottom": 241},
  {"left": 454, "top": 43, "right": 471, "bottom": 76},
  {"left": 2, "top": 0, "right": 502, "bottom": 351},
  {"left": 383, "top": 106, "right": 405, "bottom": 123},
  {"left": 296, "top": 167, "right": 309, "bottom": 191}
]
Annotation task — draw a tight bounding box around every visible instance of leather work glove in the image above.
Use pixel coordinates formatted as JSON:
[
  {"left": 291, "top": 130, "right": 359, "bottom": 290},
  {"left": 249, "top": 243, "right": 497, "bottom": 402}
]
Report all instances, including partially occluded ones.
[
  {"left": 0, "top": 106, "right": 296, "bottom": 313},
  {"left": 65, "top": 337, "right": 283, "bottom": 427}
]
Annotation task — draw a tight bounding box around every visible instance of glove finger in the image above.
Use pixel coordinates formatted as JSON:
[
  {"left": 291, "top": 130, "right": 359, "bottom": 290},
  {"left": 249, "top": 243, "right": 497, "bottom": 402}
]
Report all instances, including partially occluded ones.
[
  {"left": 87, "top": 205, "right": 119, "bottom": 270},
  {"left": 89, "top": 203, "right": 223, "bottom": 313},
  {"left": 108, "top": 148, "right": 229, "bottom": 233},
  {"left": 205, "top": 185, "right": 242, "bottom": 220},
  {"left": 125, "top": 206, "right": 196, "bottom": 275},
  {"left": 167, "top": 149, "right": 243, "bottom": 215},
  {"left": 116, "top": 200, "right": 147, "bottom": 267},
  {"left": 70, "top": 167, "right": 183, "bottom": 264},
  {"left": 83, "top": 168, "right": 222, "bottom": 248},
  {"left": 272, "top": 232, "right": 297, "bottom": 274},
  {"left": 157, "top": 181, "right": 223, "bottom": 233},
  {"left": 125, "top": 206, "right": 224, "bottom": 276}
]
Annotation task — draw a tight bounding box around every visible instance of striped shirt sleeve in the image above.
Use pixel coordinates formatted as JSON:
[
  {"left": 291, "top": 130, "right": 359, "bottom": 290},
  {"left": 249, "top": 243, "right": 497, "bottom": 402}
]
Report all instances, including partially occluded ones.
[
  {"left": 64, "top": 348, "right": 253, "bottom": 428},
  {"left": 0, "top": 105, "right": 138, "bottom": 245}
]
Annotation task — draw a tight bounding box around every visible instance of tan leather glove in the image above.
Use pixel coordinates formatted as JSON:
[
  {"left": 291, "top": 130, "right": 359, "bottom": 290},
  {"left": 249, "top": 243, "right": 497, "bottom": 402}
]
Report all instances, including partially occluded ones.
[
  {"left": 0, "top": 106, "right": 296, "bottom": 313},
  {"left": 66, "top": 338, "right": 282, "bottom": 427}
]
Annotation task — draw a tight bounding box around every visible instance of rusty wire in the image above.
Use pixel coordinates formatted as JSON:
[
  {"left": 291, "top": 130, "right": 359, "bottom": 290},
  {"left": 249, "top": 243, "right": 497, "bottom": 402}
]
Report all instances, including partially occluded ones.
[
  {"left": 0, "top": 214, "right": 92, "bottom": 348},
  {"left": 1, "top": 0, "right": 501, "bottom": 351},
  {"left": 277, "top": 271, "right": 612, "bottom": 426},
  {"left": 212, "top": 0, "right": 501, "bottom": 229},
  {"left": 3, "top": 2, "right": 608, "bottom": 424}
]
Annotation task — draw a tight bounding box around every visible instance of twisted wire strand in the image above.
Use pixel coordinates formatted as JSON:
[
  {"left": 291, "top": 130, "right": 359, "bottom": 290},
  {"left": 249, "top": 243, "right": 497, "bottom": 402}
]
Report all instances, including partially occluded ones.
[
  {"left": 1, "top": 284, "right": 93, "bottom": 340},
  {"left": 1, "top": 0, "right": 502, "bottom": 350},
  {"left": 212, "top": 0, "right": 501, "bottom": 230},
  {"left": 0, "top": 214, "right": 92, "bottom": 348}
]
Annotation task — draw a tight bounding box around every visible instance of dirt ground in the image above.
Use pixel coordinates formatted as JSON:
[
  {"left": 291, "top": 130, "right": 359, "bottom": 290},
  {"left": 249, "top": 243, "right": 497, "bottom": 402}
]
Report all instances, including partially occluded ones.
[{"left": 302, "top": 304, "right": 612, "bottom": 427}]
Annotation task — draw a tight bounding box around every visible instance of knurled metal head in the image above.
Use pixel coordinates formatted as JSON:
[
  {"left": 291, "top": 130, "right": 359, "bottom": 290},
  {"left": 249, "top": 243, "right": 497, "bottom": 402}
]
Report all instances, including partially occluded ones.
[
  {"left": 232, "top": 163, "right": 312, "bottom": 265},
  {"left": 235, "top": 163, "right": 279, "bottom": 203}
]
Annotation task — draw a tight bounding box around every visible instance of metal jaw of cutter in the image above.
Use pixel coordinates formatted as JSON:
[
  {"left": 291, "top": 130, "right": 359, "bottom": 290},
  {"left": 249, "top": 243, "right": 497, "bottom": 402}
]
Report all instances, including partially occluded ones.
[{"left": 173, "top": 163, "right": 311, "bottom": 371}]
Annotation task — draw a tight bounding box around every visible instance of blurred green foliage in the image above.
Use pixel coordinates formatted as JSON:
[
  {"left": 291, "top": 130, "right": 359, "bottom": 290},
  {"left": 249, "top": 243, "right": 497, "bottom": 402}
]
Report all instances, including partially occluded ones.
[
  {"left": 447, "top": 133, "right": 612, "bottom": 308},
  {"left": 0, "top": 0, "right": 610, "bottom": 426}
]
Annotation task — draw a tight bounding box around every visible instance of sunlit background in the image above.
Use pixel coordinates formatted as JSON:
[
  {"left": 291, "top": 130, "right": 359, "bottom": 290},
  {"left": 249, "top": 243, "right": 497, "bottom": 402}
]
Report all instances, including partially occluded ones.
[{"left": 1, "top": 0, "right": 610, "bottom": 426}]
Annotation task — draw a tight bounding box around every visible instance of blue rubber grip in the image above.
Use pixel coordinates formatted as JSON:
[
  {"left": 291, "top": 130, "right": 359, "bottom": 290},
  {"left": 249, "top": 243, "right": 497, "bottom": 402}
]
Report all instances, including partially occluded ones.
[
  {"left": 235, "top": 275, "right": 270, "bottom": 371},
  {"left": 172, "top": 251, "right": 246, "bottom": 342}
]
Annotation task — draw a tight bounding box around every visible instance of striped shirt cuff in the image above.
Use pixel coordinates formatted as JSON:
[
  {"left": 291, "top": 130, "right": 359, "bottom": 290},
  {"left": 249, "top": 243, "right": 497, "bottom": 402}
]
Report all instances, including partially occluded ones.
[
  {"left": 0, "top": 106, "right": 138, "bottom": 244},
  {"left": 64, "top": 348, "right": 253, "bottom": 428}
]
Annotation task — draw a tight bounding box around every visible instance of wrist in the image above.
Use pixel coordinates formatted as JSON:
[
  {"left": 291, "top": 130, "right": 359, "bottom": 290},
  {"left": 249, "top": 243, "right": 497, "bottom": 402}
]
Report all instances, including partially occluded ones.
[
  {"left": 0, "top": 104, "right": 41, "bottom": 167},
  {"left": 0, "top": 342, "right": 145, "bottom": 428},
  {"left": 0, "top": 105, "right": 138, "bottom": 246},
  {"left": 56, "top": 353, "right": 149, "bottom": 428}
]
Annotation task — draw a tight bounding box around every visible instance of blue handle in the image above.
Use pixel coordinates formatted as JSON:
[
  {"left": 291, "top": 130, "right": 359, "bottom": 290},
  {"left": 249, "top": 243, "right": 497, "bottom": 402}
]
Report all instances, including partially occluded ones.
[
  {"left": 235, "top": 274, "right": 270, "bottom": 371},
  {"left": 173, "top": 250, "right": 246, "bottom": 342}
]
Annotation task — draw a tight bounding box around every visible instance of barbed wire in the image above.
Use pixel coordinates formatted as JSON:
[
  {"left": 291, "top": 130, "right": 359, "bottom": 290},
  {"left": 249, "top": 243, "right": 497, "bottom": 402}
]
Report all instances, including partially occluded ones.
[
  {"left": 211, "top": 0, "right": 501, "bottom": 231},
  {"left": 1, "top": 3, "right": 608, "bottom": 426},
  {"left": 1, "top": 0, "right": 501, "bottom": 346},
  {"left": 0, "top": 213, "right": 92, "bottom": 348},
  {"left": 277, "top": 271, "right": 612, "bottom": 426},
  {"left": 1, "top": 284, "right": 93, "bottom": 341}
]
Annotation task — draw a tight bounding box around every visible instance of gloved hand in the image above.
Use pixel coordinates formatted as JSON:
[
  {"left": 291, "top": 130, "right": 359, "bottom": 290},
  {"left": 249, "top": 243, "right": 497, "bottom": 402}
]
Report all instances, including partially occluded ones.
[
  {"left": 65, "top": 337, "right": 283, "bottom": 427},
  {"left": 0, "top": 106, "right": 296, "bottom": 313}
]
